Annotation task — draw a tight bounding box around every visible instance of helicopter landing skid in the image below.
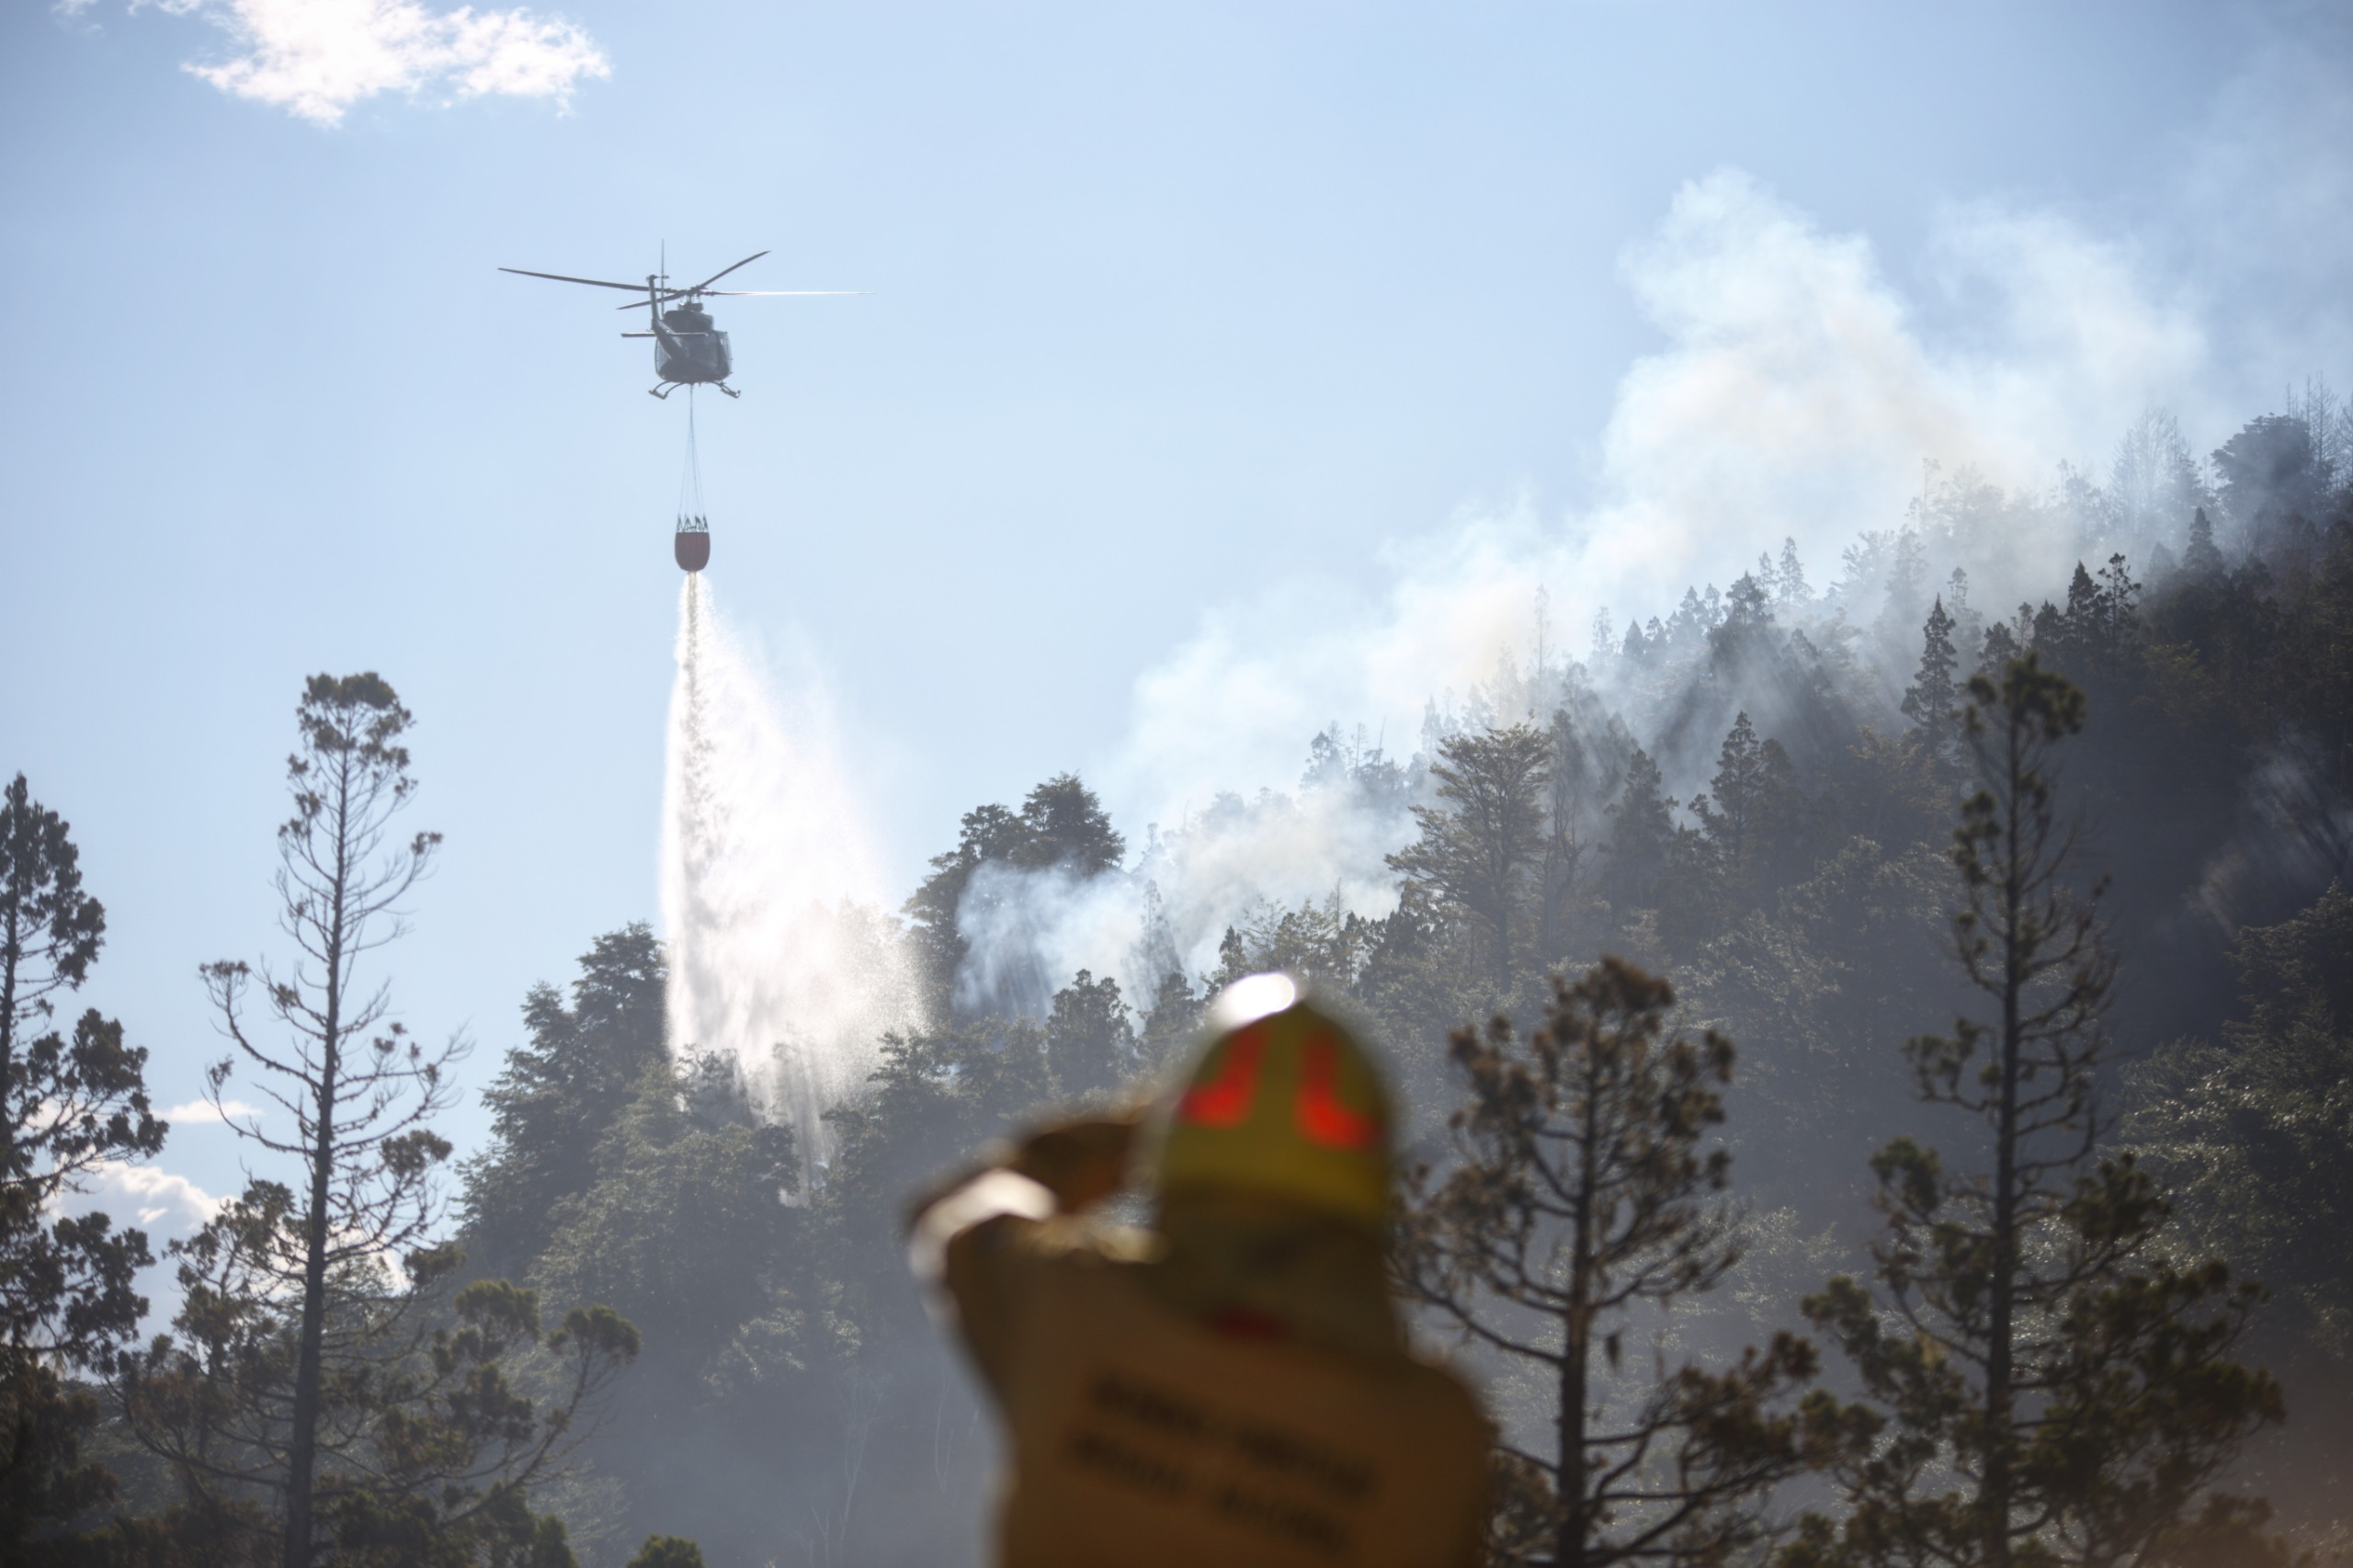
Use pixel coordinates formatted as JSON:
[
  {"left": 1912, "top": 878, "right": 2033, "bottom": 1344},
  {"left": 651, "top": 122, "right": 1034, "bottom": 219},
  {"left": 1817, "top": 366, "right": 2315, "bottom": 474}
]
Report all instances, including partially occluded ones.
[
  {"left": 718, "top": 382, "right": 742, "bottom": 399},
  {"left": 649, "top": 382, "right": 676, "bottom": 400}
]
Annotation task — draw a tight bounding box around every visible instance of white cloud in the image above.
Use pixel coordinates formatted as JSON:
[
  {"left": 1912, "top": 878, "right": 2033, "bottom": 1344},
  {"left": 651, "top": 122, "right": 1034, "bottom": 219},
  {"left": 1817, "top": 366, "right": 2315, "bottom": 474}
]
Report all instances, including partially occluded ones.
[
  {"left": 57, "top": 1162, "right": 224, "bottom": 1233},
  {"left": 161, "top": 1096, "right": 261, "bottom": 1124},
  {"left": 107, "top": 0, "right": 610, "bottom": 125},
  {"left": 47, "top": 1164, "right": 226, "bottom": 1335}
]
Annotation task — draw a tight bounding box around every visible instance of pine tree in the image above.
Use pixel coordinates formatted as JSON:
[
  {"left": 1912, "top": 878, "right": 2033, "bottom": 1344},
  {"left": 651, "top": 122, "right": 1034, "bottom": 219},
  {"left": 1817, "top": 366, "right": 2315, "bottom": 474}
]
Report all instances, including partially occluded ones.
[
  {"left": 131, "top": 676, "right": 636, "bottom": 1566},
  {"left": 1899, "top": 597, "right": 1959, "bottom": 743},
  {"left": 2181, "top": 506, "right": 2225, "bottom": 577},
  {"left": 1788, "top": 655, "right": 2289, "bottom": 1568},
  {"left": 1401, "top": 960, "right": 1863, "bottom": 1568},
  {"left": 1779, "top": 536, "right": 1810, "bottom": 608},
  {"left": 1693, "top": 712, "right": 1800, "bottom": 887},
  {"left": 200, "top": 676, "right": 449, "bottom": 1566},
  {"left": 1, "top": 773, "right": 165, "bottom": 1540},
  {"left": 2081, "top": 553, "right": 2142, "bottom": 673},
  {"left": 1601, "top": 747, "right": 1674, "bottom": 915},
  {"left": 1137, "top": 970, "right": 1202, "bottom": 1076}
]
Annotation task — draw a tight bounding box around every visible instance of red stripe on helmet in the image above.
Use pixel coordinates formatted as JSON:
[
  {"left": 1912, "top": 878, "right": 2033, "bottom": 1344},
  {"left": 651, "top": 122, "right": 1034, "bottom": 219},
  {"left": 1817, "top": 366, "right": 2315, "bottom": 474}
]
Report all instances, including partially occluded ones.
[
  {"left": 1295, "top": 1036, "right": 1380, "bottom": 1150},
  {"left": 1177, "top": 1025, "right": 1268, "bottom": 1127}
]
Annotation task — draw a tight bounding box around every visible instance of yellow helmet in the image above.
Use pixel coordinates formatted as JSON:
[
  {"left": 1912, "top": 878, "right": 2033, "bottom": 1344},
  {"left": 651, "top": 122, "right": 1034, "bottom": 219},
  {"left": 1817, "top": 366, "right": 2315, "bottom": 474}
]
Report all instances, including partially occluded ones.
[{"left": 1152, "top": 973, "right": 1395, "bottom": 1227}]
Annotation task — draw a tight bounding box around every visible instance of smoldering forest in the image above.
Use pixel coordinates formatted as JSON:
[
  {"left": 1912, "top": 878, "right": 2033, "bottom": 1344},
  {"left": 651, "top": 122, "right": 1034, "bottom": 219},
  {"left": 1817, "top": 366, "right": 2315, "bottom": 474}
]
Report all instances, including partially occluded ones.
[{"left": 19, "top": 374, "right": 2353, "bottom": 1566}]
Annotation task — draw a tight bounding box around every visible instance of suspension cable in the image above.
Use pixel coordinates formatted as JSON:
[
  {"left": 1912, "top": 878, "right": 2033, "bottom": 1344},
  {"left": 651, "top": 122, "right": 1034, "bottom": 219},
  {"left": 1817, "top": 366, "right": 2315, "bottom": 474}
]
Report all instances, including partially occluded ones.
[{"left": 677, "top": 387, "right": 708, "bottom": 523}]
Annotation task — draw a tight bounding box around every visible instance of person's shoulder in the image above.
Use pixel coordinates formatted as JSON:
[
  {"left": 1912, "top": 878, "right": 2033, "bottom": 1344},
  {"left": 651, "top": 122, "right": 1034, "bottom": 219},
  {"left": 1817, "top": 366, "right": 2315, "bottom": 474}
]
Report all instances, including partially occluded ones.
[
  {"left": 957, "top": 1211, "right": 1154, "bottom": 1284},
  {"left": 1392, "top": 1350, "right": 1493, "bottom": 1440}
]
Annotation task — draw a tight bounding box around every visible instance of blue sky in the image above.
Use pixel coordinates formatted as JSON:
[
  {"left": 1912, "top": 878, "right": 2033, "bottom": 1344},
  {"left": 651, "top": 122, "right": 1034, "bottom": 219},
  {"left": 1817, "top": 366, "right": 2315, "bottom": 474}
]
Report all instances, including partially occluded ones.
[{"left": 6, "top": 0, "right": 2347, "bottom": 1287}]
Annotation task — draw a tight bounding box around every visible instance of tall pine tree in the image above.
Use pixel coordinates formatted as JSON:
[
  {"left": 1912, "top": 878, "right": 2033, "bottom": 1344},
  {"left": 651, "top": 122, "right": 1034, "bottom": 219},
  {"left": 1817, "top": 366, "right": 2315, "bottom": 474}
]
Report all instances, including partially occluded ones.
[
  {"left": 1789, "top": 655, "right": 2289, "bottom": 1568},
  {"left": 1900, "top": 598, "right": 1959, "bottom": 744},
  {"left": 1402, "top": 960, "right": 1862, "bottom": 1568}
]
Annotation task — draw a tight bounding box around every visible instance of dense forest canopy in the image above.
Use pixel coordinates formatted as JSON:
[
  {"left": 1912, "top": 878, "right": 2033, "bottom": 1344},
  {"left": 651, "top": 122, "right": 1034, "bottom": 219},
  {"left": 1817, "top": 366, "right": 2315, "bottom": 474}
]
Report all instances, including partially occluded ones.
[{"left": 10, "top": 390, "right": 2353, "bottom": 1564}]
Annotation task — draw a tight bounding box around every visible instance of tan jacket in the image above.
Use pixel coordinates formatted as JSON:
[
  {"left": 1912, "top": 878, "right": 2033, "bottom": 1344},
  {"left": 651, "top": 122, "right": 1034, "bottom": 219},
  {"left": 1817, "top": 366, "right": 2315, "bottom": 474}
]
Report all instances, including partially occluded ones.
[{"left": 922, "top": 1172, "right": 1490, "bottom": 1568}]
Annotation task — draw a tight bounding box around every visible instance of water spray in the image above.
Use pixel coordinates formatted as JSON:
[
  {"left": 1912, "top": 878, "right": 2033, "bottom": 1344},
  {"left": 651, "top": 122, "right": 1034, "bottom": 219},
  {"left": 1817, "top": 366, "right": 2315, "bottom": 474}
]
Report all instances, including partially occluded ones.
[{"left": 660, "top": 580, "right": 920, "bottom": 1187}]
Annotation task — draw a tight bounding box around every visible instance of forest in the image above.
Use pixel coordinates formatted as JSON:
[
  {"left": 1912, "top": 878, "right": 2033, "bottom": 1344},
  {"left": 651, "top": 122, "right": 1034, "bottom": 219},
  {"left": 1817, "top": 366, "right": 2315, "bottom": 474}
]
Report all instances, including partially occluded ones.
[{"left": 7, "top": 390, "right": 2353, "bottom": 1565}]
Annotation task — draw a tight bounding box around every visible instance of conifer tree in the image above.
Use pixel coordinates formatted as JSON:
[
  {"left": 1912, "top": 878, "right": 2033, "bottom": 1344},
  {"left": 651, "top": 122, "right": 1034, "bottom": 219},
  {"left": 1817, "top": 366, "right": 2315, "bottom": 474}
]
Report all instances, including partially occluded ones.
[
  {"left": 1, "top": 773, "right": 165, "bottom": 1538},
  {"left": 1787, "top": 655, "right": 2289, "bottom": 1568},
  {"left": 1137, "top": 970, "right": 1202, "bottom": 1076},
  {"left": 1900, "top": 598, "right": 1959, "bottom": 746},
  {"left": 2091, "top": 554, "right": 2141, "bottom": 650},
  {"left": 129, "top": 676, "right": 638, "bottom": 1567},
  {"left": 199, "top": 676, "right": 449, "bottom": 1565},
  {"left": 1601, "top": 747, "right": 1674, "bottom": 915},
  {"left": 1694, "top": 712, "right": 1781, "bottom": 872},
  {"left": 1401, "top": 960, "right": 1862, "bottom": 1568},
  {"left": 1778, "top": 537, "right": 1810, "bottom": 608},
  {"left": 2, "top": 774, "right": 109, "bottom": 1121},
  {"left": 2181, "top": 506, "right": 2225, "bottom": 578}
]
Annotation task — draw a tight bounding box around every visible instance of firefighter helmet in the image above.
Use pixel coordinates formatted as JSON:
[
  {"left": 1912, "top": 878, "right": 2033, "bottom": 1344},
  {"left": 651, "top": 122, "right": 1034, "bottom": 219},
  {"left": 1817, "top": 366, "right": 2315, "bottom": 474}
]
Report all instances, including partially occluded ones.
[{"left": 1153, "top": 973, "right": 1394, "bottom": 1227}]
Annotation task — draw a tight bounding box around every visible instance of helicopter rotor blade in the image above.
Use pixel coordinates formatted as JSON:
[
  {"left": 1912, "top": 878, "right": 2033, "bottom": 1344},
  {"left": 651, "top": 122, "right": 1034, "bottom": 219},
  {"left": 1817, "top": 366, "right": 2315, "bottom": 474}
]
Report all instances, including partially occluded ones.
[
  {"left": 611, "top": 288, "right": 860, "bottom": 310},
  {"left": 685, "top": 250, "right": 771, "bottom": 293},
  {"left": 500, "top": 266, "right": 661, "bottom": 293}
]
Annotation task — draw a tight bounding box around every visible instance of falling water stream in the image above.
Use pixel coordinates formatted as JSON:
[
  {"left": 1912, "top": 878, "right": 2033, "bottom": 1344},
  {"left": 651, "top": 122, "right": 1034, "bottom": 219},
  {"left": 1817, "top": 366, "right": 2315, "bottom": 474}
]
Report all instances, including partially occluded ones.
[{"left": 660, "top": 577, "right": 919, "bottom": 1186}]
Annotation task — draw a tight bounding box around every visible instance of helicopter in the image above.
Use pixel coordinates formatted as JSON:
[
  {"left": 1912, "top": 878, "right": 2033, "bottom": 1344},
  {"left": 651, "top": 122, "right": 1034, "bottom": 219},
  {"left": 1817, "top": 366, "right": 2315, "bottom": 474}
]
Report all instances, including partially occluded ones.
[{"left": 498, "top": 250, "right": 856, "bottom": 399}]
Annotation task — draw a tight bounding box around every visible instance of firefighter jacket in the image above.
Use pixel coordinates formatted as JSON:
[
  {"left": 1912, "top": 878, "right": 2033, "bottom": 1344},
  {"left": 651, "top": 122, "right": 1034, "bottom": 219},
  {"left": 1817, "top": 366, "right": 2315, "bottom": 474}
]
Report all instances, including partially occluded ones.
[{"left": 915, "top": 1176, "right": 1490, "bottom": 1568}]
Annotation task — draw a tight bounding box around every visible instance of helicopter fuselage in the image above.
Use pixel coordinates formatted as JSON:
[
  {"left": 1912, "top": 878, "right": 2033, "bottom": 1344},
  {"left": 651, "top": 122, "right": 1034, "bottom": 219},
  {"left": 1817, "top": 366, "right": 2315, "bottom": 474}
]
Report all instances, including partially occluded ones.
[{"left": 650, "top": 301, "right": 732, "bottom": 385}]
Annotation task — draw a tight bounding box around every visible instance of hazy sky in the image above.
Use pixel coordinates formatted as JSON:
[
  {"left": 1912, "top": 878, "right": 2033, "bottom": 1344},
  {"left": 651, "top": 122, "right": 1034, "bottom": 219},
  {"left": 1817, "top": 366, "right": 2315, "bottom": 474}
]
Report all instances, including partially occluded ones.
[{"left": 6, "top": 1, "right": 2347, "bottom": 1259}]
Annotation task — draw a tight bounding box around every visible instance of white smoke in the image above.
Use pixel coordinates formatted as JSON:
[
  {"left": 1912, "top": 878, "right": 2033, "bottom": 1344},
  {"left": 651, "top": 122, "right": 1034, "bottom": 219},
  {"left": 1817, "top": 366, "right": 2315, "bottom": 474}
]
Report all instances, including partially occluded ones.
[
  {"left": 952, "top": 771, "right": 1417, "bottom": 1014},
  {"left": 660, "top": 579, "right": 920, "bottom": 1176},
  {"left": 962, "top": 124, "right": 2347, "bottom": 1013},
  {"left": 1104, "top": 168, "right": 2210, "bottom": 832}
]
